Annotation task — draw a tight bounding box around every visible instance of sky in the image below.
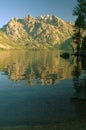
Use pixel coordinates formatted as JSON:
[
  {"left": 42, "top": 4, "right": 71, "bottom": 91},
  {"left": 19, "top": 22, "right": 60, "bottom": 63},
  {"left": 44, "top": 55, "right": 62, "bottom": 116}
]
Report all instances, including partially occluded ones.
[{"left": 0, "top": 0, "right": 77, "bottom": 27}]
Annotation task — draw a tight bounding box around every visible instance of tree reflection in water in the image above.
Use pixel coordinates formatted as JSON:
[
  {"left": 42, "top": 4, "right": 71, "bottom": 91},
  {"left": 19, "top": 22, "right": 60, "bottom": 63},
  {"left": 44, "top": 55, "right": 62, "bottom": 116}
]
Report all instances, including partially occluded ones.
[
  {"left": 71, "top": 56, "right": 86, "bottom": 121},
  {"left": 72, "top": 56, "right": 86, "bottom": 100}
]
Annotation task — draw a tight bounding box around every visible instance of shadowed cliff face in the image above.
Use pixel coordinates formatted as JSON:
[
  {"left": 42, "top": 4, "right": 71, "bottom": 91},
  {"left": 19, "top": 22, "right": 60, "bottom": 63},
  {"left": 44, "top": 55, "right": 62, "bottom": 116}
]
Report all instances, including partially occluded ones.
[
  {"left": 0, "top": 50, "right": 73, "bottom": 85},
  {"left": 1, "top": 15, "right": 74, "bottom": 49}
]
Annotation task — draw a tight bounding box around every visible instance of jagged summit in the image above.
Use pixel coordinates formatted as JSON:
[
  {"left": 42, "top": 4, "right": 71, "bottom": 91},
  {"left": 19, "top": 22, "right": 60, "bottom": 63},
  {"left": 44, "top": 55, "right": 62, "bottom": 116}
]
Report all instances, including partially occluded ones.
[
  {"left": 37, "top": 15, "right": 62, "bottom": 20},
  {"left": 36, "top": 15, "right": 65, "bottom": 25},
  {"left": 0, "top": 14, "right": 74, "bottom": 49}
]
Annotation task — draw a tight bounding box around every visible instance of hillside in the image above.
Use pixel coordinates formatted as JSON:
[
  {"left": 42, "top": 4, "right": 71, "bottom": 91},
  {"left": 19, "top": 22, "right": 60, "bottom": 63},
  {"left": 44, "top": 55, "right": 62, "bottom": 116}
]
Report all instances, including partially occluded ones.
[
  {"left": 0, "top": 15, "right": 74, "bottom": 49},
  {"left": 0, "top": 31, "right": 22, "bottom": 50}
]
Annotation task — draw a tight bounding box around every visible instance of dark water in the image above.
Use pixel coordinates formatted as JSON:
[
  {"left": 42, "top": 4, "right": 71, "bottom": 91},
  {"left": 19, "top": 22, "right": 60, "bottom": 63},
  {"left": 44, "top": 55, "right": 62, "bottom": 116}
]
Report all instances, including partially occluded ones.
[{"left": 0, "top": 50, "right": 86, "bottom": 128}]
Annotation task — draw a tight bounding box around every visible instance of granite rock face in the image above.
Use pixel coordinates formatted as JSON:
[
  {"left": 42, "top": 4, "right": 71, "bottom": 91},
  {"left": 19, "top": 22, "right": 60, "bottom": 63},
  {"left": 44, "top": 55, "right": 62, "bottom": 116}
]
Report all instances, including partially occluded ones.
[{"left": 1, "top": 15, "right": 74, "bottom": 49}]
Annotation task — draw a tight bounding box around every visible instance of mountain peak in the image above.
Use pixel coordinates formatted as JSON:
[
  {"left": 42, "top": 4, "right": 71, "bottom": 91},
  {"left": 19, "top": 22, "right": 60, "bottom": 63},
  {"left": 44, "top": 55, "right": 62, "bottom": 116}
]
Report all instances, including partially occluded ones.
[
  {"left": 0, "top": 14, "right": 74, "bottom": 49},
  {"left": 24, "top": 15, "right": 34, "bottom": 20}
]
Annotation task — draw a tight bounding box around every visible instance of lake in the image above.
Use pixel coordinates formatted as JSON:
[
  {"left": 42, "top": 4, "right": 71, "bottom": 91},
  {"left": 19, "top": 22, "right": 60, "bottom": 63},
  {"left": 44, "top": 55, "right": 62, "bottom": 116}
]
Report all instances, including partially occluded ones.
[{"left": 0, "top": 50, "right": 86, "bottom": 129}]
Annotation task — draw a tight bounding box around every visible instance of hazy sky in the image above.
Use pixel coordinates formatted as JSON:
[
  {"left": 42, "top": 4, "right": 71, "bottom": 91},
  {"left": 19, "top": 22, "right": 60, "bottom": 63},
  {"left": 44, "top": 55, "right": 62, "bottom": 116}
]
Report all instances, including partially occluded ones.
[{"left": 0, "top": 0, "right": 77, "bottom": 27}]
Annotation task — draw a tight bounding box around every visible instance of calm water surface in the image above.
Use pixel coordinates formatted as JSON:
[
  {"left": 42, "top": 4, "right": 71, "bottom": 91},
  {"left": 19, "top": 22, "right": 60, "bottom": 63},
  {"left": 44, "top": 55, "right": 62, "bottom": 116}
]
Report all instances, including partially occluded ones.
[{"left": 0, "top": 50, "right": 86, "bottom": 128}]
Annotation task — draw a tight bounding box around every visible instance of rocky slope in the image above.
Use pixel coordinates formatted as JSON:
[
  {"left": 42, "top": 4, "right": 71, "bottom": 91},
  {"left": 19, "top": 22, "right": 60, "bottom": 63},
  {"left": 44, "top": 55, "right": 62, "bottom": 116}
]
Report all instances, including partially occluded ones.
[
  {"left": 0, "top": 30, "right": 22, "bottom": 50},
  {"left": 1, "top": 15, "right": 74, "bottom": 49}
]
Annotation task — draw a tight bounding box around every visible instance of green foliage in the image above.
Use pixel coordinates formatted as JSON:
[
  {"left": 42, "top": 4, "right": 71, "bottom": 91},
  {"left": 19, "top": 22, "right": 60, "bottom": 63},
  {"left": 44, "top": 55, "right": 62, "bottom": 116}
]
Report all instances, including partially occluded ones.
[
  {"left": 73, "top": 0, "right": 86, "bottom": 52},
  {"left": 73, "top": 0, "right": 86, "bottom": 29},
  {"left": 81, "top": 36, "right": 86, "bottom": 50}
]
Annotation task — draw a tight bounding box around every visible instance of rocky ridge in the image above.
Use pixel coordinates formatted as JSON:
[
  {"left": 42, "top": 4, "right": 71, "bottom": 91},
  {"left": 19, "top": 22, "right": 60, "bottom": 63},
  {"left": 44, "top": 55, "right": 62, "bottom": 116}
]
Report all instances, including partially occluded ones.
[{"left": 0, "top": 15, "right": 74, "bottom": 49}]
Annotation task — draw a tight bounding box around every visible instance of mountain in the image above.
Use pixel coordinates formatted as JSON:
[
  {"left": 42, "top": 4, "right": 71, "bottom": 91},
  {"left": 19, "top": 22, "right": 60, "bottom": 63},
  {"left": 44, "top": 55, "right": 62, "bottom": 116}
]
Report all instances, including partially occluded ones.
[
  {"left": 1, "top": 15, "right": 74, "bottom": 49},
  {"left": 0, "top": 30, "right": 23, "bottom": 50}
]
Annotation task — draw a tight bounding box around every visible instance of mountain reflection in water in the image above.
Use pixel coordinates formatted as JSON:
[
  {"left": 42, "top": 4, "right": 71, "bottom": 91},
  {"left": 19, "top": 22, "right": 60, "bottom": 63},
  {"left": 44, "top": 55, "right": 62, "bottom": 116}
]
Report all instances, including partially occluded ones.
[
  {"left": 0, "top": 50, "right": 86, "bottom": 128},
  {"left": 0, "top": 50, "right": 72, "bottom": 86}
]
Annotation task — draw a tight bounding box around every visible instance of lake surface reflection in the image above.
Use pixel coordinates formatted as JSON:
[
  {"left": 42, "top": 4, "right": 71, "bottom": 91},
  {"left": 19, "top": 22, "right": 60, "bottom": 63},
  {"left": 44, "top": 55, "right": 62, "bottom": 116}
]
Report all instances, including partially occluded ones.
[
  {"left": 0, "top": 50, "right": 86, "bottom": 128},
  {"left": 0, "top": 50, "right": 73, "bottom": 85}
]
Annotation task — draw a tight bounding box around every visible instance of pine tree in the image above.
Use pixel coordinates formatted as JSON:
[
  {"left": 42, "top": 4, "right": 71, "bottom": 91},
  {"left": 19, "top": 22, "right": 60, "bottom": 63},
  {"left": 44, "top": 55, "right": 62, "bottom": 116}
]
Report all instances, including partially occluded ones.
[{"left": 73, "top": 0, "right": 86, "bottom": 53}]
